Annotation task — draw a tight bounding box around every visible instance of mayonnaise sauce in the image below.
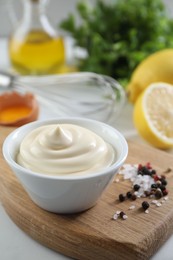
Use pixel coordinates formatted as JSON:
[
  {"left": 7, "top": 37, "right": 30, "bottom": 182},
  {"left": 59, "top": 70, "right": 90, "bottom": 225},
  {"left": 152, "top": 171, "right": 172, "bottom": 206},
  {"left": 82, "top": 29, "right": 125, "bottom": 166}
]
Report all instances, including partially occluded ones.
[{"left": 17, "top": 124, "right": 116, "bottom": 175}]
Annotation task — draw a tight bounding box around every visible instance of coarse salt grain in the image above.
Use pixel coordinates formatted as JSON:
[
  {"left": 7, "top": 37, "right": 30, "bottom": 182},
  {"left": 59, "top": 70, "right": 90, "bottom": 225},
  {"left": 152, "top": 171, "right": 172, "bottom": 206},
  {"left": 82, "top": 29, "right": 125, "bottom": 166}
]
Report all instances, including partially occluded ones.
[
  {"left": 134, "top": 191, "right": 139, "bottom": 196},
  {"left": 129, "top": 205, "right": 136, "bottom": 210},
  {"left": 150, "top": 194, "right": 155, "bottom": 199},
  {"left": 112, "top": 213, "right": 118, "bottom": 220},
  {"left": 151, "top": 200, "right": 157, "bottom": 204},
  {"left": 156, "top": 203, "right": 162, "bottom": 207},
  {"left": 122, "top": 215, "right": 128, "bottom": 220},
  {"left": 119, "top": 164, "right": 155, "bottom": 198}
]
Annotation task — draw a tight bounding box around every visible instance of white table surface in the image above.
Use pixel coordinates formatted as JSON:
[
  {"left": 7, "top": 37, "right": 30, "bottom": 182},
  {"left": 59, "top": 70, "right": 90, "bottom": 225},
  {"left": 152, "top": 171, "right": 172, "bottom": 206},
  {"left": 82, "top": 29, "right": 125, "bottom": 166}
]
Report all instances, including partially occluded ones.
[{"left": 0, "top": 37, "right": 173, "bottom": 260}]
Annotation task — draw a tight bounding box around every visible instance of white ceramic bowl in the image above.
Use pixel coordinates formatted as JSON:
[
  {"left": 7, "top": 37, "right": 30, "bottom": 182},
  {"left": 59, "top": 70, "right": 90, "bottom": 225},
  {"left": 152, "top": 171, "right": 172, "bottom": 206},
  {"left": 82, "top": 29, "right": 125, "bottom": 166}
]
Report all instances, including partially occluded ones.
[{"left": 3, "top": 118, "right": 128, "bottom": 214}]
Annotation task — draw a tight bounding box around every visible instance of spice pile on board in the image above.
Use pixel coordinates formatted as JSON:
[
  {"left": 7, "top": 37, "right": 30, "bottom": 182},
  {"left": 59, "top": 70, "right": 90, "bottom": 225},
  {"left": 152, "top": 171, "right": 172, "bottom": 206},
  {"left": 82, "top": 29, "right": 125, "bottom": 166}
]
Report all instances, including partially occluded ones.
[{"left": 113, "top": 163, "right": 170, "bottom": 220}]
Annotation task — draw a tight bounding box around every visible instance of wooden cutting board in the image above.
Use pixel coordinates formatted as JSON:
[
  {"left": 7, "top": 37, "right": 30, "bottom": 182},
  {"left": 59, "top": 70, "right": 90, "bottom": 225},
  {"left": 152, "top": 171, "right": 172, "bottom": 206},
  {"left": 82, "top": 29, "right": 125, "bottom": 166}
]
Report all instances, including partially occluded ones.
[{"left": 0, "top": 126, "right": 173, "bottom": 260}]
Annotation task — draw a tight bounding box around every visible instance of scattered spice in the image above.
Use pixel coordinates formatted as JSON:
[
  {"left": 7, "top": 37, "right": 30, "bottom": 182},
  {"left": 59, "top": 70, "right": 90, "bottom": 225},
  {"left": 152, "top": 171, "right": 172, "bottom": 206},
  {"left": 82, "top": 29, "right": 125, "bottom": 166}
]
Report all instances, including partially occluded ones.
[
  {"left": 113, "top": 163, "right": 170, "bottom": 220},
  {"left": 112, "top": 213, "right": 119, "bottom": 220},
  {"left": 126, "top": 191, "right": 132, "bottom": 199},
  {"left": 155, "top": 188, "right": 162, "bottom": 199},
  {"left": 131, "top": 194, "right": 137, "bottom": 200},
  {"left": 162, "top": 190, "right": 168, "bottom": 196},
  {"left": 133, "top": 184, "right": 140, "bottom": 191},
  {"left": 119, "top": 193, "right": 126, "bottom": 202},
  {"left": 156, "top": 202, "right": 162, "bottom": 207},
  {"left": 161, "top": 179, "right": 167, "bottom": 186},
  {"left": 112, "top": 210, "right": 128, "bottom": 220},
  {"left": 151, "top": 184, "right": 157, "bottom": 189},
  {"left": 119, "top": 163, "right": 169, "bottom": 200},
  {"left": 120, "top": 211, "right": 128, "bottom": 220},
  {"left": 129, "top": 205, "right": 136, "bottom": 210},
  {"left": 142, "top": 201, "right": 150, "bottom": 211},
  {"left": 151, "top": 200, "right": 158, "bottom": 205}
]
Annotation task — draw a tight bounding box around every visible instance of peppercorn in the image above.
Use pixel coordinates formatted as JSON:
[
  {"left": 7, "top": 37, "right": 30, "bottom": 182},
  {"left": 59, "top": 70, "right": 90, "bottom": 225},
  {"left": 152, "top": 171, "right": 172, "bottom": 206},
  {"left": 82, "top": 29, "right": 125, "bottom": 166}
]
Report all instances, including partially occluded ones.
[
  {"left": 155, "top": 188, "right": 163, "bottom": 199},
  {"left": 161, "top": 179, "right": 167, "bottom": 186},
  {"left": 146, "top": 162, "right": 152, "bottom": 169},
  {"left": 119, "top": 193, "right": 126, "bottom": 202},
  {"left": 131, "top": 194, "right": 137, "bottom": 200},
  {"left": 151, "top": 169, "right": 156, "bottom": 175},
  {"left": 120, "top": 211, "right": 128, "bottom": 220},
  {"left": 142, "top": 201, "right": 150, "bottom": 211},
  {"left": 144, "top": 191, "right": 150, "bottom": 197},
  {"left": 156, "top": 180, "right": 162, "bottom": 186},
  {"left": 138, "top": 164, "right": 142, "bottom": 170},
  {"left": 153, "top": 175, "right": 160, "bottom": 181},
  {"left": 150, "top": 190, "right": 156, "bottom": 195},
  {"left": 133, "top": 184, "right": 140, "bottom": 191},
  {"left": 162, "top": 189, "right": 168, "bottom": 196},
  {"left": 159, "top": 185, "right": 166, "bottom": 191},
  {"left": 142, "top": 166, "right": 150, "bottom": 175},
  {"left": 126, "top": 191, "right": 132, "bottom": 199},
  {"left": 151, "top": 183, "right": 158, "bottom": 189}
]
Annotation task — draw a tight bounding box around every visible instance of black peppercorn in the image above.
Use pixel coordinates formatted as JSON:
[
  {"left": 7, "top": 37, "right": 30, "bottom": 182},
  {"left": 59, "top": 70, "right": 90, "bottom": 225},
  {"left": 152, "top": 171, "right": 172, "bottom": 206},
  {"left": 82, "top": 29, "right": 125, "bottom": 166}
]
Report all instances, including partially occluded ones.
[
  {"left": 133, "top": 184, "right": 140, "bottom": 191},
  {"left": 142, "top": 166, "right": 150, "bottom": 175},
  {"left": 126, "top": 191, "right": 132, "bottom": 199},
  {"left": 161, "top": 179, "right": 167, "bottom": 186},
  {"left": 151, "top": 169, "right": 156, "bottom": 175},
  {"left": 159, "top": 185, "right": 166, "bottom": 191},
  {"left": 142, "top": 201, "right": 150, "bottom": 211},
  {"left": 155, "top": 188, "right": 163, "bottom": 199},
  {"left": 119, "top": 211, "right": 128, "bottom": 220},
  {"left": 119, "top": 193, "right": 126, "bottom": 202},
  {"left": 151, "top": 183, "right": 158, "bottom": 189},
  {"left": 120, "top": 211, "right": 125, "bottom": 218}
]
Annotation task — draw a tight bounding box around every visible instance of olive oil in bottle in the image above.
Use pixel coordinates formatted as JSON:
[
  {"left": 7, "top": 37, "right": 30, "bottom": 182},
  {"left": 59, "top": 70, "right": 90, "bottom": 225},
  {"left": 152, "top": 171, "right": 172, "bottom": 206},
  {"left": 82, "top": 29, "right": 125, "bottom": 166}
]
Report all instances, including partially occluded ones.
[{"left": 9, "top": 0, "right": 65, "bottom": 75}]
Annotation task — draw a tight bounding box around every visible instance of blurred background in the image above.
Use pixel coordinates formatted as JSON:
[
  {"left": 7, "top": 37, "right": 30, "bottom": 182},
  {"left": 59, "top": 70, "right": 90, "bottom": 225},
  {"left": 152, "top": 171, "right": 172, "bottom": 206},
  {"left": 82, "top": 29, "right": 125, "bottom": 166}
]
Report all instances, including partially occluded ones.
[{"left": 0, "top": 0, "right": 172, "bottom": 37}]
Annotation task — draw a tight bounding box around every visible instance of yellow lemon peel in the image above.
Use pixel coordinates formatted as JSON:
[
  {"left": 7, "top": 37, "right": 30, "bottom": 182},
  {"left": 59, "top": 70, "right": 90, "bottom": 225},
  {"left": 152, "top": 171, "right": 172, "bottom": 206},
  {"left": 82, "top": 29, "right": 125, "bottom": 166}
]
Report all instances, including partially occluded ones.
[{"left": 127, "top": 49, "right": 173, "bottom": 103}]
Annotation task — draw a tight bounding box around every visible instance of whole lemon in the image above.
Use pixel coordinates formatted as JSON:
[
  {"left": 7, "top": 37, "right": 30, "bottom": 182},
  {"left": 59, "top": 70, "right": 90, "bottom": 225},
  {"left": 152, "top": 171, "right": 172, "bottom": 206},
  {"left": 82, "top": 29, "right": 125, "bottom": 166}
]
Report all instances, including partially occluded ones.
[{"left": 127, "top": 49, "right": 173, "bottom": 103}]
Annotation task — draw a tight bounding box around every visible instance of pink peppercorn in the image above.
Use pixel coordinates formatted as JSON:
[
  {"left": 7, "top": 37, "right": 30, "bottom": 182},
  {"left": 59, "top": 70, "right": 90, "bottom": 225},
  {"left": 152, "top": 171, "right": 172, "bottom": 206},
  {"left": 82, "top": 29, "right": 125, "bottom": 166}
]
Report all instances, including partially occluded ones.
[
  {"left": 153, "top": 175, "right": 160, "bottom": 181},
  {"left": 146, "top": 162, "right": 152, "bottom": 169},
  {"left": 162, "top": 190, "right": 168, "bottom": 196},
  {"left": 138, "top": 164, "right": 143, "bottom": 170}
]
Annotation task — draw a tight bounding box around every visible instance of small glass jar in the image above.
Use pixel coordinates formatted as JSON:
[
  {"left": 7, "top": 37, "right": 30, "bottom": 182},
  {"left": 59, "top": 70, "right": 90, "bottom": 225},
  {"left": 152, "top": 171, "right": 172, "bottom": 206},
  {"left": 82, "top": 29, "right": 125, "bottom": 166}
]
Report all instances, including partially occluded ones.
[{"left": 9, "top": 0, "right": 65, "bottom": 75}]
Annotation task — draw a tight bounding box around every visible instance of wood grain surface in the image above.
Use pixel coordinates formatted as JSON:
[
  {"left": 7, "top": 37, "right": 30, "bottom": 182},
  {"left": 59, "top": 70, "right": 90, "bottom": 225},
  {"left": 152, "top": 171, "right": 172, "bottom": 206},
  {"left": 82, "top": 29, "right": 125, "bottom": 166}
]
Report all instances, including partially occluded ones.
[{"left": 0, "top": 126, "right": 173, "bottom": 260}]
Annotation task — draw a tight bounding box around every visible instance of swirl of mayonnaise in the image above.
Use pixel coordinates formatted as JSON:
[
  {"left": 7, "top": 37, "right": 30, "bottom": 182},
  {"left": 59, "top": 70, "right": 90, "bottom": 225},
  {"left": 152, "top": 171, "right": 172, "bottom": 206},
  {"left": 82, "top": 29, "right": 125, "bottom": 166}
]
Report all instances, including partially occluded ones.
[{"left": 17, "top": 124, "right": 116, "bottom": 175}]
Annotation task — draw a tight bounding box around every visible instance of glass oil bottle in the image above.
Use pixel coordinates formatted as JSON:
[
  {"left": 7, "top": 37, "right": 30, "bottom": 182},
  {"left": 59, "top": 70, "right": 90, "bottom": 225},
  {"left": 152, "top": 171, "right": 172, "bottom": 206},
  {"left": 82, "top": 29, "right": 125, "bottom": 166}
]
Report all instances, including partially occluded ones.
[{"left": 9, "top": 0, "right": 65, "bottom": 75}]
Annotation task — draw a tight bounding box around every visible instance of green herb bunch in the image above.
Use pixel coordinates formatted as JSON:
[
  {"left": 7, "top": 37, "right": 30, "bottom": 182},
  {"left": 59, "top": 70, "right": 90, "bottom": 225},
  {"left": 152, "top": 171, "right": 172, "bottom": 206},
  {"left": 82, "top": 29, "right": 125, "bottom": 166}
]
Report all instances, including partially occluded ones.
[{"left": 60, "top": 0, "right": 173, "bottom": 86}]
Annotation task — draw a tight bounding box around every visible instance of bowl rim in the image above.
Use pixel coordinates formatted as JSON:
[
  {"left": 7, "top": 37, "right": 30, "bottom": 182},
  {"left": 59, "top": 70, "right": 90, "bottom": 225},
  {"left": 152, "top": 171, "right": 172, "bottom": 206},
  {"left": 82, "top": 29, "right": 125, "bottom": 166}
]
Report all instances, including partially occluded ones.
[{"left": 3, "top": 117, "right": 128, "bottom": 180}]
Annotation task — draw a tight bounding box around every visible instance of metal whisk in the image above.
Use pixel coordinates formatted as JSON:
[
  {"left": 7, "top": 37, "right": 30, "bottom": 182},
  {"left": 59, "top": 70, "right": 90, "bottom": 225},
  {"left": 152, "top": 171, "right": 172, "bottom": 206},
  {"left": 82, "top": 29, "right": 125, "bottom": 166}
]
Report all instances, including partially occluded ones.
[{"left": 0, "top": 71, "right": 126, "bottom": 123}]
